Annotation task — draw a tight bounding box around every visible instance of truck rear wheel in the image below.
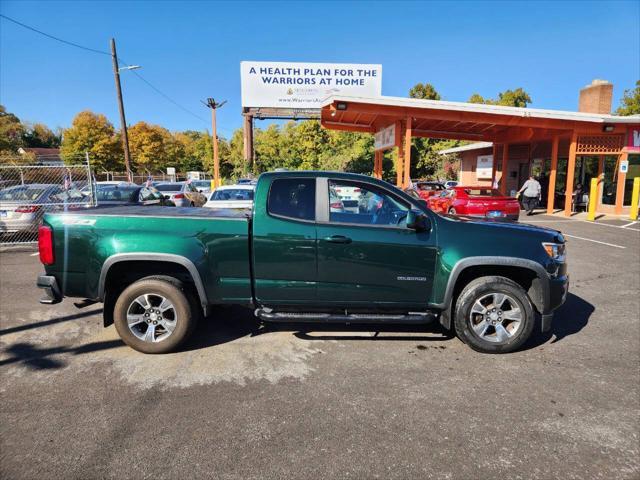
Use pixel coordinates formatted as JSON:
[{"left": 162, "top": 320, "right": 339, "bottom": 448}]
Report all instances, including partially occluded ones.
[
  {"left": 113, "top": 277, "right": 197, "bottom": 354},
  {"left": 454, "top": 276, "right": 534, "bottom": 354}
]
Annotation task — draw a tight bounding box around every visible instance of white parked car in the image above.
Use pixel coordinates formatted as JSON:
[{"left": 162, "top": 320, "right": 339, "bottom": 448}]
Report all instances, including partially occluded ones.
[
  {"left": 332, "top": 185, "right": 361, "bottom": 213},
  {"left": 204, "top": 184, "right": 255, "bottom": 210}
]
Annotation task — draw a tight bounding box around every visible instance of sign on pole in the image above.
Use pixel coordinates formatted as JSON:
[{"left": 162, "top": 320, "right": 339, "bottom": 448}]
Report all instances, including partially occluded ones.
[
  {"left": 374, "top": 123, "right": 397, "bottom": 151},
  {"left": 241, "top": 61, "right": 382, "bottom": 109},
  {"left": 476, "top": 155, "right": 493, "bottom": 180}
]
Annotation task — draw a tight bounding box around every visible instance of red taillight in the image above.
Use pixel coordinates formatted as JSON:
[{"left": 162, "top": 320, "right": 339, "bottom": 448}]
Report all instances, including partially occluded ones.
[
  {"left": 38, "top": 225, "right": 54, "bottom": 265},
  {"left": 330, "top": 202, "right": 342, "bottom": 209},
  {"left": 16, "top": 205, "right": 39, "bottom": 213},
  {"left": 353, "top": 188, "right": 361, "bottom": 193},
  {"left": 174, "top": 193, "right": 185, "bottom": 199}
]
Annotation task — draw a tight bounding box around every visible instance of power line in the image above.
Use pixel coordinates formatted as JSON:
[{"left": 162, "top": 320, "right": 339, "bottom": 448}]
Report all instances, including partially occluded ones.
[
  {"left": 0, "top": 13, "right": 213, "bottom": 128},
  {"left": 0, "top": 14, "right": 111, "bottom": 56}
]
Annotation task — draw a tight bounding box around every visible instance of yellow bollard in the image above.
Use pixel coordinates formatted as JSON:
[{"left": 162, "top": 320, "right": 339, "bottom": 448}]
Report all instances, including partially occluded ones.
[
  {"left": 630, "top": 177, "right": 640, "bottom": 221},
  {"left": 587, "top": 177, "right": 598, "bottom": 221}
]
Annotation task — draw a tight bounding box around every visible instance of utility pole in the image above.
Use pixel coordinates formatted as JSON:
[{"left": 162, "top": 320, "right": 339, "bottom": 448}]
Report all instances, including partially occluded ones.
[
  {"left": 203, "top": 98, "right": 226, "bottom": 189},
  {"left": 110, "top": 38, "right": 133, "bottom": 182}
]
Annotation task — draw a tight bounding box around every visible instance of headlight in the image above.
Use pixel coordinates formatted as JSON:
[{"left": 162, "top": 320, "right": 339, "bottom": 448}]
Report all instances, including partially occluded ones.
[{"left": 542, "top": 242, "right": 566, "bottom": 261}]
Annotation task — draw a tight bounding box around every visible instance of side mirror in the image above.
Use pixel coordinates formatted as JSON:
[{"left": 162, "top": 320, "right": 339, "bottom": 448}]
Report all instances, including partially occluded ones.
[{"left": 407, "top": 209, "right": 430, "bottom": 232}]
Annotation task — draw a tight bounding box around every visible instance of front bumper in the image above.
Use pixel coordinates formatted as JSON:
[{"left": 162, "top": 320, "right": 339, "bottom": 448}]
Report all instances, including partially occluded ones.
[
  {"left": 37, "top": 275, "right": 62, "bottom": 304},
  {"left": 541, "top": 274, "right": 569, "bottom": 332}
]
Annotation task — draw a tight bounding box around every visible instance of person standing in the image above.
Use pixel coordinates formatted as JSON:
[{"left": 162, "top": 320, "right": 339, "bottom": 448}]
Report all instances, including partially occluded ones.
[{"left": 517, "top": 175, "right": 542, "bottom": 216}]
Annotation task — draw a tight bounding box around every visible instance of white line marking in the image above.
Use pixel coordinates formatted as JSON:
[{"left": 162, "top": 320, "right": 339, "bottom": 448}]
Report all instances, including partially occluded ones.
[
  {"left": 30, "top": 252, "right": 39, "bottom": 256},
  {"left": 563, "top": 234, "right": 626, "bottom": 249},
  {"left": 621, "top": 221, "right": 639, "bottom": 228},
  {"left": 526, "top": 219, "right": 640, "bottom": 230}
]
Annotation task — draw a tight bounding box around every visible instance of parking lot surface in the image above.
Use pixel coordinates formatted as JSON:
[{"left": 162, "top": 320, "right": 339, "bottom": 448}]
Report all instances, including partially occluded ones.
[{"left": 1, "top": 215, "right": 639, "bottom": 479}]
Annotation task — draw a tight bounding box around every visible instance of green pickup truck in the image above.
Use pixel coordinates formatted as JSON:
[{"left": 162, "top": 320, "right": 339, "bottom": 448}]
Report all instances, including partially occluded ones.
[{"left": 37, "top": 171, "right": 568, "bottom": 354}]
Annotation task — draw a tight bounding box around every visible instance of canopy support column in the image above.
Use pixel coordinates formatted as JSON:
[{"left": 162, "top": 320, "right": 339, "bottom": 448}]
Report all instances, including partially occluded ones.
[
  {"left": 615, "top": 152, "right": 628, "bottom": 215},
  {"left": 491, "top": 144, "right": 499, "bottom": 188},
  {"left": 373, "top": 150, "right": 383, "bottom": 179},
  {"left": 564, "top": 131, "right": 578, "bottom": 216},
  {"left": 547, "top": 136, "right": 559, "bottom": 214},
  {"left": 404, "top": 117, "right": 412, "bottom": 188},
  {"left": 396, "top": 134, "right": 404, "bottom": 188},
  {"left": 500, "top": 143, "right": 509, "bottom": 194}
]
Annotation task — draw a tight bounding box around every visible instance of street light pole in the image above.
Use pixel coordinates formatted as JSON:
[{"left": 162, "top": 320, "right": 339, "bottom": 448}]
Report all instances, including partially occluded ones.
[
  {"left": 203, "top": 98, "right": 226, "bottom": 189},
  {"left": 110, "top": 38, "right": 133, "bottom": 182}
]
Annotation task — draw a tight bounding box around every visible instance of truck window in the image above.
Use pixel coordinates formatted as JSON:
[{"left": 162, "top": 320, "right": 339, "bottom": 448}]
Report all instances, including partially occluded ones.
[
  {"left": 267, "top": 178, "right": 316, "bottom": 221},
  {"left": 328, "top": 180, "right": 409, "bottom": 226}
]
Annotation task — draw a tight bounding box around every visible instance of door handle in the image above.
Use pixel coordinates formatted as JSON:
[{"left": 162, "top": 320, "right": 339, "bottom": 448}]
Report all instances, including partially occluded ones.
[{"left": 324, "top": 235, "right": 352, "bottom": 244}]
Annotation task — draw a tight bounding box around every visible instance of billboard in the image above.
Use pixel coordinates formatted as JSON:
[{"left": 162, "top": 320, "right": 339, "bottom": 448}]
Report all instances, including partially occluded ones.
[{"left": 241, "top": 61, "right": 382, "bottom": 109}]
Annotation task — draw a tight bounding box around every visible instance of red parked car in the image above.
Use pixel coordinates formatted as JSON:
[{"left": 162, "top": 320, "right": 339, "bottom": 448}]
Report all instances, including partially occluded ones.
[
  {"left": 414, "top": 181, "right": 446, "bottom": 201},
  {"left": 427, "top": 186, "right": 520, "bottom": 221}
]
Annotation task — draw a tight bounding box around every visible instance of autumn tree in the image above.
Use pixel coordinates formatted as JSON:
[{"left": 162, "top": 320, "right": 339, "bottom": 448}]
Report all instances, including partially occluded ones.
[
  {"left": 23, "top": 123, "right": 61, "bottom": 148},
  {"left": 127, "top": 121, "right": 176, "bottom": 172},
  {"left": 616, "top": 80, "right": 640, "bottom": 116},
  {"left": 61, "top": 111, "right": 122, "bottom": 170},
  {"left": 0, "top": 105, "right": 25, "bottom": 156}
]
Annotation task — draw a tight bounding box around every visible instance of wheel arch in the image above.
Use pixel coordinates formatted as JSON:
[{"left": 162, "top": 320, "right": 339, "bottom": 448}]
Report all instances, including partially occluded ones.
[
  {"left": 98, "top": 253, "right": 209, "bottom": 325},
  {"left": 436, "top": 256, "right": 549, "bottom": 329}
]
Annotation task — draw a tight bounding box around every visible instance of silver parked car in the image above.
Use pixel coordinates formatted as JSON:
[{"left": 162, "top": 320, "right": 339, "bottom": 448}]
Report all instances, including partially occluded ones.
[
  {"left": 0, "top": 184, "right": 86, "bottom": 235},
  {"left": 154, "top": 182, "right": 207, "bottom": 207}
]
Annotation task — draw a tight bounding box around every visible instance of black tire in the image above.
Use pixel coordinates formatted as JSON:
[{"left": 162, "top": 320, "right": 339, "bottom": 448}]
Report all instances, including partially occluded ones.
[
  {"left": 448, "top": 207, "right": 456, "bottom": 215},
  {"left": 113, "top": 277, "right": 198, "bottom": 354},
  {"left": 454, "top": 276, "right": 535, "bottom": 354}
]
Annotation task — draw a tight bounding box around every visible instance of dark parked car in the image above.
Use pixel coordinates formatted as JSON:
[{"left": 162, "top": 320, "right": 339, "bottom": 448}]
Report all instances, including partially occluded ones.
[{"left": 94, "top": 185, "right": 171, "bottom": 207}]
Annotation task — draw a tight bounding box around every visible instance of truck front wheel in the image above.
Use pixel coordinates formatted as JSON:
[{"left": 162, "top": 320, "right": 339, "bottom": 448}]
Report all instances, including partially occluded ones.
[
  {"left": 454, "top": 276, "right": 535, "bottom": 354},
  {"left": 113, "top": 277, "right": 197, "bottom": 354}
]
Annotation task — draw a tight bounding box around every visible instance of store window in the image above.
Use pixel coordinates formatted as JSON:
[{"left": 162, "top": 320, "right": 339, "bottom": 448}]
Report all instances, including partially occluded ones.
[
  {"left": 624, "top": 155, "right": 640, "bottom": 206},
  {"left": 602, "top": 156, "right": 618, "bottom": 206}
]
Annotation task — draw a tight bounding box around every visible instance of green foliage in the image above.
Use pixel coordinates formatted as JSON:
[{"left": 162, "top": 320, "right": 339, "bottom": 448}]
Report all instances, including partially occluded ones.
[
  {"left": 23, "top": 123, "right": 61, "bottom": 148},
  {"left": 61, "top": 111, "right": 123, "bottom": 169},
  {"left": 409, "top": 83, "right": 441, "bottom": 100},
  {"left": 616, "top": 80, "right": 640, "bottom": 116},
  {"left": 0, "top": 105, "right": 25, "bottom": 155},
  {"left": 467, "top": 88, "right": 532, "bottom": 107}
]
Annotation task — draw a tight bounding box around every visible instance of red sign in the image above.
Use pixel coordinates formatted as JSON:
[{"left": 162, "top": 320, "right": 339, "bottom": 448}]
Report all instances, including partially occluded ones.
[{"left": 629, "top": 127, "right": 640, "bottom": 152}]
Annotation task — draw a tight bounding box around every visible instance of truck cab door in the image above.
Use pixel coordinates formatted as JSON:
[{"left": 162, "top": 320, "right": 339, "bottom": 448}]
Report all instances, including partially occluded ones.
[
  {"left": 315, "top": 178, "right": 437, "bottom": 310},
  {"left": 252, "top": 177, "right": 317, "bottom": 305}
]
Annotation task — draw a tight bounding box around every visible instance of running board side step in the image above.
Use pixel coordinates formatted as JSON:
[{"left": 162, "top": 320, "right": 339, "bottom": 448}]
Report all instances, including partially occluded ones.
[{"left": 255, "top": 309, "right": 437, "bottom": 324}]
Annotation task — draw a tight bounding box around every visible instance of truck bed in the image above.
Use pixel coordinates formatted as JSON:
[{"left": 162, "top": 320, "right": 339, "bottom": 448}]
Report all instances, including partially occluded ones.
[{"left": 43, "top": 206, "right": 252, "bottom": 305}]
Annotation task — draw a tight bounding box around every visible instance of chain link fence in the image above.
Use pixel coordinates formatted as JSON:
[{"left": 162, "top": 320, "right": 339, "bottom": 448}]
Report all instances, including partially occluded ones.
[{"left": 0, "top": 157, "right": 95, "bottom": 246}]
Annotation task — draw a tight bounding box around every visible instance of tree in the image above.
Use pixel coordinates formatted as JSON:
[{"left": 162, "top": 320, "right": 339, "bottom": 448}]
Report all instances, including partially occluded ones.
[
  {"left": 128, "top": 121, "right": 175, "bottom": 172},
  {"left": 61, "top": 111, "right": 122, "bottom": 170},
  {"left": 0, "top": 105, "right": 25, "bottom": 155},
  {"left": 616, "top": 80, "right": 640, "bottom": 116},
  {"left": 23, "top": 123, "right": 61, "bottom": 148},
  {"left": 467, "top": 88, "right": 532, "bottom": 107},
  {"left": 409, "top": 83, "right": 441, "bottom": 100}
]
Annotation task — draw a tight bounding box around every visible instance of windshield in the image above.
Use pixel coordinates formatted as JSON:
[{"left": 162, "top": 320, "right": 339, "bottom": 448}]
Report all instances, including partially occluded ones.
[
  {"left": 193, "top": 181, "right": 210, "bottom": 188},
  {"left": 0, "top": 186, "right": 47, "bottom": 202},
  {"left": 156, "top": 184, "right": 183, "bottom": 192},
  {"left": 95, "top": 186, "right": 137, "bottom": 202},
  {"left": 464, "top": 188, "right": 504, "bottom": 197},
  {"left": 210, "top": 189, "right": 254, "bottom": 201}
]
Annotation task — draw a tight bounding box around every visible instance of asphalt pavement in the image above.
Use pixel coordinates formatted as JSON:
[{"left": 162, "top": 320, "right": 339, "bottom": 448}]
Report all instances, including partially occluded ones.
[{"left": 1, "top": 214, "right": 639, "bottom": 479}]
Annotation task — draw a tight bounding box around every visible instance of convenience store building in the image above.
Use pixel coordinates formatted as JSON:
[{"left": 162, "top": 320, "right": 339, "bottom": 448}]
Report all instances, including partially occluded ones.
[{"left": 320, "top": 80, "right": 640, "bottom": 216}]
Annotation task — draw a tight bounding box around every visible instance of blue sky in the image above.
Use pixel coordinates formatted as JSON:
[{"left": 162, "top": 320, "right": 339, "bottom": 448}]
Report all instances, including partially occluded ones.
[{"left": 1, "top": 0, "right": 638, "bottom": 138}]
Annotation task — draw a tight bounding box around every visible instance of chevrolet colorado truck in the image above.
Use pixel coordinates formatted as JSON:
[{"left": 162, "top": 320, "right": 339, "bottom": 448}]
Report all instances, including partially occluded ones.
[{"left": 36, "top": 171, "right": 568, "bottom": 354}]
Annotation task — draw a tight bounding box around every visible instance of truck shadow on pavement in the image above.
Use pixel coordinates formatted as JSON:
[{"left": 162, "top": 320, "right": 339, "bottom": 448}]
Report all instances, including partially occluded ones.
[
  {"left": 525, "top": 292, "right": 594, "bottom": 349},
  {"left": 0, "top": 294, "right": 593, "bottom": 370}
]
